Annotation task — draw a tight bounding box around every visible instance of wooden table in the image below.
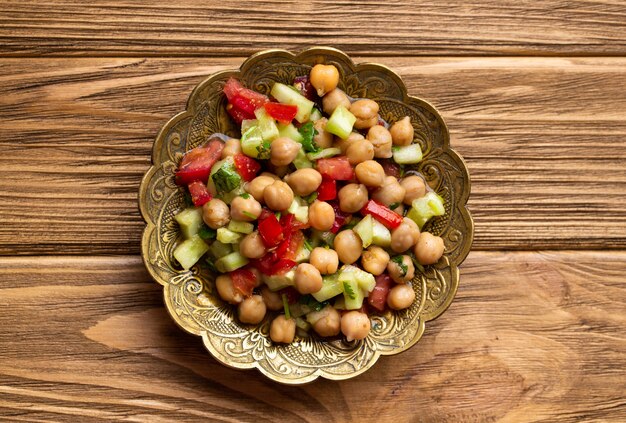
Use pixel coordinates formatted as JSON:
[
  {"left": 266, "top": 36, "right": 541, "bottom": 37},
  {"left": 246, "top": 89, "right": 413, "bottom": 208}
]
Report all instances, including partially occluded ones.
[{"left": 1, "top": 2, "right": 625, "bottom": 421}]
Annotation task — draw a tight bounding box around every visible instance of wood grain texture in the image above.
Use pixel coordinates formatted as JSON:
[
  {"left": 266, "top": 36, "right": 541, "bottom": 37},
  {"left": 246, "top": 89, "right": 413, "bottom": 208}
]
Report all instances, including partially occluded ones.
[
  {"left": 0, "top": 251, "right": 624, "bottom": 422},
  {"left": 1, "top": 1, "right": 626, "bottom": 57},
  {"left": 1, "top": 57, "right": 625, "bottom": 254}
]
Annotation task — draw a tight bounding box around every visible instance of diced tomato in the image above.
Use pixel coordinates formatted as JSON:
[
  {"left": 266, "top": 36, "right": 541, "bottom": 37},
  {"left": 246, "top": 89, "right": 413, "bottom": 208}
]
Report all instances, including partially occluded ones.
[
  {"left": 230, "top": 268, "right": 257, "bottom": 297},
  {"left": 233, "top": 154, "right": 261, "bottom": 182},
  {"left": 223, "top": 78, "right": 269, "bottom": 108},
  {"left": 258, "top": 214, "right": 284, "bottom": 248},
  {"left": 269, "top": 259, "right": 297, "bottom": 275},
  {"left": 264, "top": 102, "right": 297, "bottom": 124},
  {"left": 250, "top": 255, "right": 274, "bottom": 275},
  {"left": 368, "top": 274, "right": 394, "bottom": 312},
  {"left": 278, "top": 286, "right": 301, "bottom": 304},
  {"left": 317, "top": 177, "right": 336, "bottom": 201},
  {"left": 226, "top": 102, "right": 252, "bottom": 124},
  {"left": 279, "top": 213, "right": 308, "bottom": 235},
  {"left": 227, "top": 96, "right": 257, "bottom": 123},
  {"left": 329, "top": 201, "right": 352, "bottom": 234},
  {"left": 175, "top": 139, "right": 225, "bottom": 185},
  {"left": 379, "top": 159, "right": 402, "bottom": 179},
  {"left": 258, "top": 208, "right": 275, "bottom": 221},
  {"left": 316, "top": 156, "right": 355, "bottom": 180},
  {"left": 361, "top": 199, "right": 403, "bottom": 229},
  {"left": 187, "top": 180, "right": 212, "bottom": 206}
]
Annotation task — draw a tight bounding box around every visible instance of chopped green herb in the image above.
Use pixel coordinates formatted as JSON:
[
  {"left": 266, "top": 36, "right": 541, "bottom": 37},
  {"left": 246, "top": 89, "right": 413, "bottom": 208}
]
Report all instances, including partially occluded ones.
[
  {"left": 298, "top": 295, "right": 326, "bottom": 312},
  {"left": 392, "top": 146, "right": 401, "bottom": 153},
  {"left": 389, "top": 202, "right": 400, "bottom": 210},
  {"left": 399, "top": 165, "right": 406, "bottom": 177},
  {"left": 298, "top": 121, "right": 320, "bottom": 153},
  {"left": 282, "top": 294, "right": 291, "bottom": 320},
  {"left": 256, "top": 139, "right": 271, "bottom": 159},
  {"left": 274, "top": 211, "right": 281, "bottom": 220},
  {"left": 303, "top": 240, "right": 313, "bottom": 251},
  {"left": 410, "top": 255, "right": 426, "bottom": 273},
  {"left": 240, "top": 192, "right": 250, "bottom": 199},
  {"left": 242, "top": 210, "right": 256, "bottom": 220},
  {"left": 212, "top": 162, "right": 242, "bottom": 195},
  {"left": 343, "top": 281, "right": 356, "bottom": 300},
  {"left": 303, "top": 192, "right": 318, "bottom": 204},
  {"left": 391, "top": 255, "right": 408, "bottom": 277},
  {"left": 198, "top": 225, "right": 217, "bottom": 240}
]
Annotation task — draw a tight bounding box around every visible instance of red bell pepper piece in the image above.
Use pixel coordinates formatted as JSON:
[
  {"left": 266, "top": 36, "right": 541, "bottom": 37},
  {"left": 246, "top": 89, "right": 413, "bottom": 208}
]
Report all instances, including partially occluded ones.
[
  {"left": 368, "top": 274, "right": 393, "bottom": 312},
  {"left": 360, "top": 199, "right": 403, "bottom": 229},
  {"left": 317, "top": 177, "right": 337, "bottom": 201},
  {"left": 257, "top": 214, "right": 284, "bottom": 248},
  {"left": 175, "top": 139, "right": 225, "bottom": 185},
  {"left": 187, "top": 180, "right": 212, "bottom": 206},
  {"left": 316, "top": 156, "right": 355, "bottom": 180},
  {"left": 264, "top": 102, "right": 298, "bottom": 124},
  {"left": 230, "top": 268, "right": 257, "bottom": 297},
  {"left": 233, "top": 153, "right": 261, "bottom": 182}
]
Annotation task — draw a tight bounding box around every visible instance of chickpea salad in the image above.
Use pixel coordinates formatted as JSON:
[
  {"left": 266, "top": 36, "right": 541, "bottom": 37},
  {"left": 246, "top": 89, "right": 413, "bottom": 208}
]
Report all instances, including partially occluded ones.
[{"left": 172, "top": 64, "right": 446, "bottom": 344}]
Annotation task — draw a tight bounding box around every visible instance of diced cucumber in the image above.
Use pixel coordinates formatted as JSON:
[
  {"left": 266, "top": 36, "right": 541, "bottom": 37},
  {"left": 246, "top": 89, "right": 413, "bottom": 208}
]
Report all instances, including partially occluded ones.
[
  {"left": 310, "top": 229, "right": 335, "bottom": 248},
  {"left": 339, "top": 265, "right": 375, "bottom": 294},
  {"left": 220, "top": 186, "right": 245, "bottom": 205},
  {"left": 174, "top": 234, "right": 209, "bottom": 270},
  {"left": 295, "top": 316, "right": 311, "bottom": 331},
  {"left": 270, "top": 83, "right": 315, "bottom": 123},
  {"left": 392, "top": 144, "right": 423, "bottom": 164},
  {"left": 241, "top": 119, "right": 258, "bottom": 134},
  {"left": 294, "top": 244, "right": 311, "bottom": 263},
  {"left": 339, "top": 270, "right": 364, "bottom": 310},
  {"left": 306, "top": 147, "right": 341, "bottom": 161},
  {"left": 227, "top": 220, "right": 254, "bottom": 234},
  {"left": 215, "top": 251, "right": 249, "bottom": 273},
  {"left": 217, "top": 227, "right": 242, "bottom": 244},
  {"left": 312, "top": 273, "right": 343, "bottom": 302},
  {"left": 407, "top": 191, "right": 445, "bottom": 229},
  {"left": 209, "top": 240, "right": 232, "bottom": 259},
  {"left": 309, "top": 108, "right": 323, "bottom": 122},
  {"left": 293, "top": 148, "right": 313, "bottom": 169},
  {"left": 325, "top": 105, "right": 356, "bottom": 139},
  {"left": 372, "top": 219, "right": 391, "bottom": 247},
  {"left": 174, "top": 207, "right": 204, "bottom": 239},
  {"left": 277, "top": 122, "right": 304, "bottom": 142},
  {"left": 288, "top": 198, "right": 309, "bottom": 224},
  {"left": 289, "top": 302, "right": 311, "bottom": 318},
  {"left": 263, "top": 269, "right": 296, "bottom": 291},
  {"left": 352, "top": 214, "right": 373, "bottom": 248},
  {"left": 211, "top": 159, "right": 242, "bottom": 195},
  {"left": 255, "top": 107, "right": 279, "bottom": 142},
  {"left": 241, "top": 126, "right": 270, "bottom": 159}
]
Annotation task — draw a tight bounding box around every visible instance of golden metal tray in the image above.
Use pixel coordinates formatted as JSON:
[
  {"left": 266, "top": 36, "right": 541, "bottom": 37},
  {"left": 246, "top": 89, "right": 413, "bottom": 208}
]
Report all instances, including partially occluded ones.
[{"left": 139, "top": 47, "right": 474, "bottom": 384}]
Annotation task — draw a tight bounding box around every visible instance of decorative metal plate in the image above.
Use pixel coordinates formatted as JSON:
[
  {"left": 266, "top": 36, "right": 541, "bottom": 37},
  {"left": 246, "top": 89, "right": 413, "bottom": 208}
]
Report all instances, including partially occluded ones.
[{"left": 139, "top": 47, "right": 474, "bottom": 384}]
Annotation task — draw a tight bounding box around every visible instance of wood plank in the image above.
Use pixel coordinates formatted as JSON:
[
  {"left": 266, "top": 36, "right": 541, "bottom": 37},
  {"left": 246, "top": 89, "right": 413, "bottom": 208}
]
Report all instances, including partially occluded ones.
[
  {"left": 2, "top": 57, "right": 625, "bottom": 254},
  {"left": 0, "top": 252, "right": 624, "bottom": 421},
  {"left": 1, "top": 1, "right": 626, "bottom": 57}
]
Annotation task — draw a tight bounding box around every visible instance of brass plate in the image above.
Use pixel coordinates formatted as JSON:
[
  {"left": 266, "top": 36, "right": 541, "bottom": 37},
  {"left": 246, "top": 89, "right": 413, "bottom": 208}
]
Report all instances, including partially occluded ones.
[{"left": 139, "top": 47, "right": 474, "bottom": 384}]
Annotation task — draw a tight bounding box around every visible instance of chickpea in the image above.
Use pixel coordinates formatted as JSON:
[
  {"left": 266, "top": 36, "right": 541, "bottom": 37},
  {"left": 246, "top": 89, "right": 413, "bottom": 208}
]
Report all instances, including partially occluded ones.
[
  {"left": 261, "top": 286, "right": 283, "bottom": 311},
  {"left": 361, "top": 246, "right": 390, "bottom": 276},
  {"left": 350, "top": 99, "right": 379, "bottom": 129},
  {"left": 338, "top": 183, "right": 368, "bottom": 213},
  {"left": 414, "top": 232, "right": 445, "bottom": 265},
  {"left": 387, "top": 284, "right": 415, "bottom": 310},
  {"left": 390, "top": 218, "right": 420, "bottom": 253},
  {"left": 264, "top": 180, "right": 294, "bottom": 211},
  {"left": 239, "top": 231, "right": 266, "bottom": 259},
  {"left": 341, "top": 311, "right": 371, "bottom": 341},
  {"left": 334, "top": 230, "right": 363, "bottom": 264},
  {"left": 313, "top": 118, "right": 334, "bottom": 149},
  {"left": 367, "top": 125, "right": 393, "bottom": 158},
  {"left": 346, "top": 139, "right": 375, "bottom": 165},
  {"left": 238, "top": 295, "right": 266, "bottom": 324},
  {"left": 245, "top": 175, "right": 275, "bottom": 203},
  {"left": 270, "top": 137, "right": 300, "bottom": 167},
  {"left": 202, "top": 198, "right": 230, "bottom": 229},
  {"left": 387, "top": 255, "right": 415, "bottom": 284},
  {"left": 230, "top": 195, "right": 262, "bottom": 222},
  {"left": 308, "top": 305, "right": 341, "bottom": 337},
  {"left": 401, "top": 175, "right": 427, "bottom": 205},
  {"left": 270, "top": 315, "right": 296, "bottom": 343},
  {"left": 284, "top": 168, "right": 322, "bottom": 197},
  {"left": 389, "top": 116, "right": 414, "bottom": 146},
  {"left": 355, "top": 160, "right": 385, "bottom": 187},
  {"left": 295, "top": 263, "right": 323, "bottom": 294},
  {"left": 310, "top": 64, "right": 340, "bottom": 97},
  {"left": 216, "top": 275, "right": 243, "bottom": 305},
  {"left": 322, "top": 88, "right": 351, "bottom": 115},
  {"left": 335, "top": 132, "right": 364, "bottom": 154},
  {"left": 309, "top": 247, "right": 339, "bottom": 274},
  {"left": 308, "top": 200, "right": 335, "bottom": 231},
  {"left": 221, "top": 138, "right": 242, "bottom": 158},
  {"left": 372, "top": 176, "right": 406, "bottom": 206},
  {"left": 260, "top": 172, "right": 280, "bottom": 180}
]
